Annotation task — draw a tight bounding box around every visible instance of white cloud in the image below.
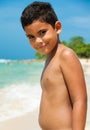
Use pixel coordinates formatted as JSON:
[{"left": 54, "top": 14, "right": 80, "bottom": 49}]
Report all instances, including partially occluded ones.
[{"left": 67, "top": 16, "right": 90, "bottom": 28}]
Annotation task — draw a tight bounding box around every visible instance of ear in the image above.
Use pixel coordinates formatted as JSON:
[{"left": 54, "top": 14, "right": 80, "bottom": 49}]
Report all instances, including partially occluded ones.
[{"left": 55, "top": 21, "right": 62, "bottom": 34}]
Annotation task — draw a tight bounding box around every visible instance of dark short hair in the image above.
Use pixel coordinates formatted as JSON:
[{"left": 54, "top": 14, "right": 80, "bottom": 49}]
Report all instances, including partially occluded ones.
[{"left": 20, "top": 1, "right": 58, "bottom": 29}]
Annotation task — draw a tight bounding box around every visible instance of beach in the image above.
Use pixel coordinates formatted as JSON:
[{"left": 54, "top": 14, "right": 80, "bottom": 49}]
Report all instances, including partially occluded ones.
[
  {"left": 81, "top": 59, "right": 90, "bottom": 130},
  {"left": 0, "top": 59, "right": 90, "bottom": 130},
  {"left": 0, "top": 109, "right": 41, "bottom": 130}
]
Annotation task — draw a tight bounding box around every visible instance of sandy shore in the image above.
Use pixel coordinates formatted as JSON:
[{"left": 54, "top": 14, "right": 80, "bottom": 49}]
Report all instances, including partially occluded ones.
[
  {"left": 79, "top": 59, "right": 90, "bottom": 130},
  {"left": 0, "top": 109, "right": 41, "bottom": 130},
  {"left": 0, "top": 59, "right": 90, "bottom": 130}
]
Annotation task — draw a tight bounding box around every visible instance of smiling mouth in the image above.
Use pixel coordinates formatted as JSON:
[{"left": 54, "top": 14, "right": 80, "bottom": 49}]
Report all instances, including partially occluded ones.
[{"left": 39, "top": 43, "right": 47, "bottom": 49}]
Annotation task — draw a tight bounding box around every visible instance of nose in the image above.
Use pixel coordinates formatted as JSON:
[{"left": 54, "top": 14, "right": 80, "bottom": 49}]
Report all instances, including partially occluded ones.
[{"left": 36, "top": 37, "right": 42, "bottom": 44}]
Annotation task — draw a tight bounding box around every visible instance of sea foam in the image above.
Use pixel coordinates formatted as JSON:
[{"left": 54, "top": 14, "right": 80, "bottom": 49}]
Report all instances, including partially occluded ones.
[{"left": 0, "top": 83, "right": 41, "bottom": 121}]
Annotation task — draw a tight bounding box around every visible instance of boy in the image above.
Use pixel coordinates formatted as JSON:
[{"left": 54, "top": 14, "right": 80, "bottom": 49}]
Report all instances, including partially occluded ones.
[{"left": 20, "top": 1, "right": 87, "bottom": 130}]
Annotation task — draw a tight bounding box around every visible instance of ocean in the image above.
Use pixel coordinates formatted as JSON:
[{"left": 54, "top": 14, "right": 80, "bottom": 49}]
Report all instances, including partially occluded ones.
[{"left": 0, "top": 59, "right": 44, "bottom": 121}]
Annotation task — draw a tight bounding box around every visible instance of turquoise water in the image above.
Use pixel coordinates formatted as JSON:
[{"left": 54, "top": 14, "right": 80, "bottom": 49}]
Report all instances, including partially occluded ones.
[
  {"left": 0, "top": 60, "right": 44, "bottom": 87},
  {"left": 0, "top": 59, "right": 44, "bottom": 121}
]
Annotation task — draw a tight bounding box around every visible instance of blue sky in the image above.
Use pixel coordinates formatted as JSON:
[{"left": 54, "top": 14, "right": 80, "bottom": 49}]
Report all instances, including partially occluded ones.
[{"left": 0, "top": 0, "right": 90, "bottom": 60}]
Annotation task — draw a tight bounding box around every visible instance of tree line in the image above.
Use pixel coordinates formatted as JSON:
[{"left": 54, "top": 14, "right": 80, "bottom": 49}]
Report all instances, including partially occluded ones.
[{"left": 35, "top": 36, "right": 90, "bottom": 59}]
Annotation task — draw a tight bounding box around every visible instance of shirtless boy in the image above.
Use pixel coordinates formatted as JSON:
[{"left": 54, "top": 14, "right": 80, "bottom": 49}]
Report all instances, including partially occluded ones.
[{"left": 20, "top": 1, "right": 87, "bottom": 130}]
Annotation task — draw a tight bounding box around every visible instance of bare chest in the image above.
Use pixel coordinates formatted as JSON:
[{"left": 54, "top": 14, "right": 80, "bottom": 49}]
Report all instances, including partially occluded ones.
[{"left": 41, "top": 60, "right": 65, "bottom": 91}]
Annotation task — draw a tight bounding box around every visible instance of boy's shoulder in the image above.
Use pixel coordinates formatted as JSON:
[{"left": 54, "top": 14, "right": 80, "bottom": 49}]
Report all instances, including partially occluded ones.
[
  {"left": 58, "top": 43, "right": 81, "bottom": 75},
  {"left": 58, "top": 44, "right": 75, "bottom": 57},
  {"left": 58, "top": 43, "right": 78, "bottom": 63}
]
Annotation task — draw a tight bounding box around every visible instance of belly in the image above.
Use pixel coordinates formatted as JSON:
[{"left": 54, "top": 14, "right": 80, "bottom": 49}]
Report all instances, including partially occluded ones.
[{"left": 39, "top": 94, "right": 72, "bottom": 130}]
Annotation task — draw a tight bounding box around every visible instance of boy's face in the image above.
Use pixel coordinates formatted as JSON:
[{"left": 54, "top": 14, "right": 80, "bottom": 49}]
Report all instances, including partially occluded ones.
[{"left": 24, "top": 20, "right": 61, "bottom": 55}]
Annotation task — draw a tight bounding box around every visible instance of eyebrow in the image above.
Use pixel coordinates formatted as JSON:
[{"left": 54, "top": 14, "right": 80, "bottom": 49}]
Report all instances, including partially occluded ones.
[
  {"left": 26, "top": 28, "right": 47, "bottom": 36},
  {"left": 38, "top": 29, "right": 47, "bottom": 33},
  {"left": 26, "top": 33, "right": 33, "bottom": 37}
]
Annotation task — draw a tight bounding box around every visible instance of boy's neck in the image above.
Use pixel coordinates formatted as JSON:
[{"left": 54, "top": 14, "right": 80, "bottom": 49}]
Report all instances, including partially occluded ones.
[{"left": 46, "top": 40, "right": 61, "bottom": 61}]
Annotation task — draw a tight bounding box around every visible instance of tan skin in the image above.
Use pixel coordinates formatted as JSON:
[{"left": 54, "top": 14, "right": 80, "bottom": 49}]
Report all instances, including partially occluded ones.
[{"left": 24, "top": 20, "right": 87, "bottom": 130}]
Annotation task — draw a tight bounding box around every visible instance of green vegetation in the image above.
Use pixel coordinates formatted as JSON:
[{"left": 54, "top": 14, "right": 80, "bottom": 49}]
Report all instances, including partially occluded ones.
[
  {"left": 35, "top": 36, "right": 90, "bottom": 59},
  {"left": 35, "top": 51, "right": 46, "bottom": 60}
]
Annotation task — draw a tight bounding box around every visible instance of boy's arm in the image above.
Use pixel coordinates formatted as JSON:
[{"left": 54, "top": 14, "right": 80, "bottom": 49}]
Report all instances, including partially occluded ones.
[{"left": 61, "top": 48, "right": 87, "bottom": 130}]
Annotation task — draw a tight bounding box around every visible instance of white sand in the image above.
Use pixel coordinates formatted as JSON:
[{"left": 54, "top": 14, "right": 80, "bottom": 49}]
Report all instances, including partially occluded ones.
[
  {"left": 0, "top": 109, "right": 41, "bottom": 130},
  {"left": 80, "top": 59, "right": 90, "bottom": 130}
]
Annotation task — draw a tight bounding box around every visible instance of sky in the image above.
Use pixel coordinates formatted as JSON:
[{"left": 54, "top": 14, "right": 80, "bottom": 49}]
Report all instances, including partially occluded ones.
[{"left": 0, "top": 0, "right": 90, "bottom": 60}]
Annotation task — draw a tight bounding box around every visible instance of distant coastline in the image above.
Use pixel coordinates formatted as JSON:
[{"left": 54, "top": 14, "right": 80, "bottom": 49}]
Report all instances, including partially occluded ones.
[{"left": 0, "top": 58, "right": 45, "bottom": 64}]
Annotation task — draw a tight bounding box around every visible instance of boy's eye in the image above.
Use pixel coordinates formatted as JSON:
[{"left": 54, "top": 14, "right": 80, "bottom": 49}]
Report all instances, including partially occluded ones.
[
  {"left": 27, "top": 34, "right": 35, "bottom": 40},
  {"left": 39, "top": 30, "right": 47, "bottom": 36}
]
